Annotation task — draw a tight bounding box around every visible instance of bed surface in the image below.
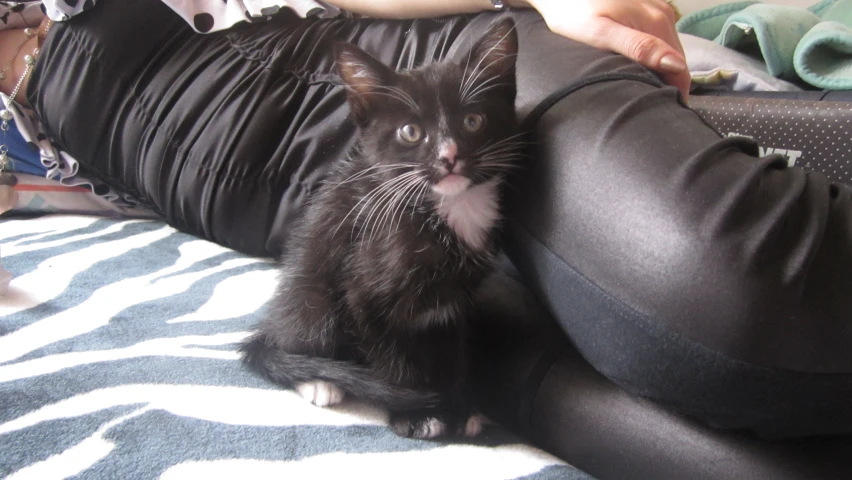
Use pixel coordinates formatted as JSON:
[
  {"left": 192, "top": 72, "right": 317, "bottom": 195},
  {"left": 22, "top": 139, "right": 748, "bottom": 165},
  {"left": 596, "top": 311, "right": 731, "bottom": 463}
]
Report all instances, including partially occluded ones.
[{"left": 0, "top": 214, "right": 587, "bottom": 479}]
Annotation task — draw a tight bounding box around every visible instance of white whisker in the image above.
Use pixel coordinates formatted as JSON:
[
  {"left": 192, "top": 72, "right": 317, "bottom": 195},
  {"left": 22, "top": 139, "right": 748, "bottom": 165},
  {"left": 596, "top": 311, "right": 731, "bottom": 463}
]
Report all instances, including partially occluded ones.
[
  {"left": 333, "top": 172, "right": 416, "bottom": 238},
  {"left": 390, "top": 176, "right": 428, "bottom": 234},
  {"left": 465, "top": 80, "right": 514, "bottom": 102},
  {"left": 369, "top": 85, "right": 420, "bottom": 111},
  {"left": 460, "top": 48, "right": 518, "bottom": 104},
  {"left": 477, "top": 145, "right": 527, "bottom": 159},
  {"left": 369, "top": 173, "right": 424, "bottom": 242},
  {"left": 472, "top": 133, "right": 529, "bottom": 156},
  {"left": 328, "top": 163, "right": 419, "bottom": 190},
  {"left": 359, "top": 172, "right": 423, "bottom": 246}
]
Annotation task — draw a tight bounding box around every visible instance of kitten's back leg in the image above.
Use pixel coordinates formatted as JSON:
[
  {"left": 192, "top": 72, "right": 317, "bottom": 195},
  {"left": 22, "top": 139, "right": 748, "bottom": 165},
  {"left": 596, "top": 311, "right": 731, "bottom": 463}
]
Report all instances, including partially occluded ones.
[
  {"left": 389, "top": 408, "right": 484, "bottom": 439},
  {"left": 377, "top": 327, "right": 482, "bottom": 439}
]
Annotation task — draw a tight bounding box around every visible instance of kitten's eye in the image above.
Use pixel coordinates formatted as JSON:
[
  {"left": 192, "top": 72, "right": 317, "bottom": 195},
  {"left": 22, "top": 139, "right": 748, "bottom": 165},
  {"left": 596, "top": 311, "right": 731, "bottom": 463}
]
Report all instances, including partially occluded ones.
[
  {"left": 462, "top": 113, "right": 486, "bottom": 133},
  {"left": 397, "top": 123, "right": 424, "bottom": 144}
]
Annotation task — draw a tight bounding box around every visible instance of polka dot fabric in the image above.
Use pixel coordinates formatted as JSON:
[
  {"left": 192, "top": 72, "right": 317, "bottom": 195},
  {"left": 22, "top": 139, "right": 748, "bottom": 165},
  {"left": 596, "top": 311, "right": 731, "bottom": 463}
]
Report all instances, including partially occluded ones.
[
  {"left": 20, "top": 1, "right": 340, "bottom": 33},
  {"left": 158, "top": 0, "right": 340, "bottom": 33},
  {"left": 691, "top": 96, "right": 852, "bottom": 186},
  {"left": 0, "top": 2, "right": 48, "bottom": 28}
]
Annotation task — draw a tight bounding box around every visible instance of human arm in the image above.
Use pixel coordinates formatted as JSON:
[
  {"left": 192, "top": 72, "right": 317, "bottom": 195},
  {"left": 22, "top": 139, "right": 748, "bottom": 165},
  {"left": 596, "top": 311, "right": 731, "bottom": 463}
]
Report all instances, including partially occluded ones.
[
  {"left": 322, "top": 0, "right": 690, "bottom": 100},
  {"left": 523, "top": 0, "right": 690, "bottom": 100}
]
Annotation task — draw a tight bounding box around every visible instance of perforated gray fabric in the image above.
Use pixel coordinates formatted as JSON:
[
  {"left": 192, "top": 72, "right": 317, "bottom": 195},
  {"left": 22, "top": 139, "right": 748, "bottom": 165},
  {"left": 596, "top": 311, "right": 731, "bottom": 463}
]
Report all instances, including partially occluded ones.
[{"left": 691, "top": 96, "right": 852, "bottom": 185}]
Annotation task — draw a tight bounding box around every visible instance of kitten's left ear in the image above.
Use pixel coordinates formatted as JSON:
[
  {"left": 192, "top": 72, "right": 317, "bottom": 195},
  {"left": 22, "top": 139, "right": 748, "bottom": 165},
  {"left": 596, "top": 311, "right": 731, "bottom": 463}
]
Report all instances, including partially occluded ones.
[
  {"left": 466, "top": 18, "right": 518, "bottom": 83},
  {"left": 335, "top": 42, "right": 396, "bottom": 124}
]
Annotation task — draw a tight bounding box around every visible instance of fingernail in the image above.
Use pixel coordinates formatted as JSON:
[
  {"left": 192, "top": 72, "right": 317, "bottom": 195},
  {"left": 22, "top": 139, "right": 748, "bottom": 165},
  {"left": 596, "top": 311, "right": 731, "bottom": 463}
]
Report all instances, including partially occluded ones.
[{"left": 659, "top": 54, "right": 686, "bottom": 74}]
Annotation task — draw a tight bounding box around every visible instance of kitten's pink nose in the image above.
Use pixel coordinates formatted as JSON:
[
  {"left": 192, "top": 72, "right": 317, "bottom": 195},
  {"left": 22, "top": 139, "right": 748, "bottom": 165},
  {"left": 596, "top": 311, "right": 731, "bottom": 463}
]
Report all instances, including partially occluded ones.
[{"left": 439, "top": 141, "right": 458, "bottom": 172}]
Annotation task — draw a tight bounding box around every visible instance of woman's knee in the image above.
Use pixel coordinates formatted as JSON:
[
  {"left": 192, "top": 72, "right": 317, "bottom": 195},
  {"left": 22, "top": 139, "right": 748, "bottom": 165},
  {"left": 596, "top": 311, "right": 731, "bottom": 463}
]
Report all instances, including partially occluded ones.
[
  {"left": 512, "top": 74, "right": 852, "bottom": 366},
  {"left": 504, "top": 74, "right": 852, "bottom": 435}
]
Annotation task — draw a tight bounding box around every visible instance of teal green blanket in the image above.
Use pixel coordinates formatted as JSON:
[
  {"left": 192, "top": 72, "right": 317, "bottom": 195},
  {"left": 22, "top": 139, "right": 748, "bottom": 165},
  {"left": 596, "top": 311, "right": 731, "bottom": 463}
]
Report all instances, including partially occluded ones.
[{"left": 677, "top": 0, "right": 852, "bottom": 89}]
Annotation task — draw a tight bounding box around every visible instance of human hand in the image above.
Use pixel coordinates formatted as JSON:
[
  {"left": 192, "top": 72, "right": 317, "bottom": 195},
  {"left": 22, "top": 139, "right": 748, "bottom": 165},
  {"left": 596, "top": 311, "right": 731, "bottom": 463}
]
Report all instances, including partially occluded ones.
[{"left": 519, "top": 0, "right": 690, "bottom": 100}]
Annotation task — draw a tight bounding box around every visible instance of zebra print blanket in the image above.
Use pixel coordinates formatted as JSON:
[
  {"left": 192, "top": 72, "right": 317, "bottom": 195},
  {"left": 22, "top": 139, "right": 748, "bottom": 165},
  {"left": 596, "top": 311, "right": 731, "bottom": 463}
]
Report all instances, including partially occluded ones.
[{"left": 0, "top": 214, "right": 589, "bottom": 479}]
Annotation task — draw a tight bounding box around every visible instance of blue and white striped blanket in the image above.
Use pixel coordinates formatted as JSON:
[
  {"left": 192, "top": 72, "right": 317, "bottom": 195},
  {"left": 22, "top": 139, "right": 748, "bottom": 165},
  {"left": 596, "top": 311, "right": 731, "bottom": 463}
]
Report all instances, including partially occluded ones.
[{"left": 0, "top": 215, "right": 587, "bottom": 479}]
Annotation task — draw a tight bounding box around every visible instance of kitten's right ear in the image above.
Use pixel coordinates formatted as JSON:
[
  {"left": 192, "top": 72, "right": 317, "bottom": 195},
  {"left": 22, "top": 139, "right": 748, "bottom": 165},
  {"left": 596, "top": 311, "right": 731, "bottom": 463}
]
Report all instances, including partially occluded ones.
[
  {"left": 335, "top": 42, "right": 395, "bottom": 123},
  {"left": 467, "top": 18, "right": 518, "bottom": 83}
]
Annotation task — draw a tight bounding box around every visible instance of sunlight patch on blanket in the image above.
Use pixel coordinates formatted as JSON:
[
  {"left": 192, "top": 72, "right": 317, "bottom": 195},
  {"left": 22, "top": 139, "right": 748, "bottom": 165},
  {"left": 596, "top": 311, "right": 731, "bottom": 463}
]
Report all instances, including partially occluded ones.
[
  {"left": 0, "top": 385, "right": 388, "bottom": 436},
  {"left": 0, "top": 215, "right": 586, "bottom": 479},
  {"left": 161, "top": 445, "right": 566, "bottom": 480},
  {"left": 168, "top": 269, "right": 279, "bottom": 323}
]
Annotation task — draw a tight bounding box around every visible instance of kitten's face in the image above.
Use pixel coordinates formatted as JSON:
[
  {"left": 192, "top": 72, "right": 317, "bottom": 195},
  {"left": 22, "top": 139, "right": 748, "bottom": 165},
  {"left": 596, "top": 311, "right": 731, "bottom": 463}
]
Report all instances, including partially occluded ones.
[{"left": 336, "top": 20, "right": 519, "bottom": 198}]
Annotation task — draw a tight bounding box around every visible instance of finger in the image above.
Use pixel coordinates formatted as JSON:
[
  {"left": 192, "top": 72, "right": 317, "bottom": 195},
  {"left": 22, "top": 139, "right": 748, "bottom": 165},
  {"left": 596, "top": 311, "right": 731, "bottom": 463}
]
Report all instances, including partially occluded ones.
[
  {"left": 654, "top": 0, "right": 680, "bottom": 23},
  {"left": 659, "top": 70, "right": 691, "bottom": 102},
  {"left": 584, "top": 18, "right": 691, "bottom": 100},
  {"left": 654, "top": 19, "right": 692, "bottom": 100},
  {"left": 588, "top": 18, "right": 685, "bottom": 72},
  {"left": 653, "top": 13, "right": 687, "bottom": 60}
]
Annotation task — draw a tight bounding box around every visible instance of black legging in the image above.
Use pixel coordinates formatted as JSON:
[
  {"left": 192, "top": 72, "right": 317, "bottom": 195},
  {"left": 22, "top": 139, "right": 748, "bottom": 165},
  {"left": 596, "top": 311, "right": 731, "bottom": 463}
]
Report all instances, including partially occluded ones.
[{"left": 29, "top": 0, "right": 852, "bottom": 439}]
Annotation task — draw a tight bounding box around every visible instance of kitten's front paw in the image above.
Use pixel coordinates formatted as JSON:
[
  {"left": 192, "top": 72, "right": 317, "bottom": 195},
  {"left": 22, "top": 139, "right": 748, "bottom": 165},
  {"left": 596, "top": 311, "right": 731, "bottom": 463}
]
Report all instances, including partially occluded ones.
[
  {"left": 390, "top": 411, "right": 484, "bottom": 439},
  {"left": 296, "top": 381, "right": 345, "bottom": 407},
  {"left": 463, "top": 414, "right": 485, "bottom": 437},
  {"left": 390, "top": 414, "right": 447, "bottom": 439}
]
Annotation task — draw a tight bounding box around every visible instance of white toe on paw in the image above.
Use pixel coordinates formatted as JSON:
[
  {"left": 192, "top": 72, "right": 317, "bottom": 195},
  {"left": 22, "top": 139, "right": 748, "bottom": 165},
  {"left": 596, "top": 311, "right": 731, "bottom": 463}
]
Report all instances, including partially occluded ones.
[
  {"left": 296, "top": 381, "right": 345, "bottom": 407},
  {"left": 419, "top": 417, "right": 446, "bottom": 439},
  {"left": 464, "top": 414, "right": 484, "bottom": 437}
]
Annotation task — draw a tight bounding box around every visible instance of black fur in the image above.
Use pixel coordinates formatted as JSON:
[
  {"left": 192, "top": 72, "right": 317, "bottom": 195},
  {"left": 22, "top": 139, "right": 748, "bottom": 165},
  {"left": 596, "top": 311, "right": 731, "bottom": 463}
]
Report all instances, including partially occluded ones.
[{"left": 240, "top": 19, "right": 521, "bottom": 439}]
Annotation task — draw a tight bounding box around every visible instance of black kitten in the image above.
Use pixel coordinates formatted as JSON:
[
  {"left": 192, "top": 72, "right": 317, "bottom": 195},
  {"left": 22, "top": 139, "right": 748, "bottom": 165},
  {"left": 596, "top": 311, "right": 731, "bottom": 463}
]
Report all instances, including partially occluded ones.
[{"left": 241, "top": 19, "right": 521, "bottom": 439}]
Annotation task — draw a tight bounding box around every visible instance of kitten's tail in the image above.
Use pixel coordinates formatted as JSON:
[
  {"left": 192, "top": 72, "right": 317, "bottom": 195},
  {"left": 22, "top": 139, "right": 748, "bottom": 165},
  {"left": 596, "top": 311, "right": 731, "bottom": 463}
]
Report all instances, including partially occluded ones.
[{"left": 240, "top": 335, "right": 438, "bottom": 411}]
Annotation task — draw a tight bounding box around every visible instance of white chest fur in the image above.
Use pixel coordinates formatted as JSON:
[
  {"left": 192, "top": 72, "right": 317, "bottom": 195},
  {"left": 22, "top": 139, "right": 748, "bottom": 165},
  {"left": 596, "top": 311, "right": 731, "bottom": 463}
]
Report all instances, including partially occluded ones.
[{"left": 434, "top": 178, "right": 501, "bottom": 250}]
